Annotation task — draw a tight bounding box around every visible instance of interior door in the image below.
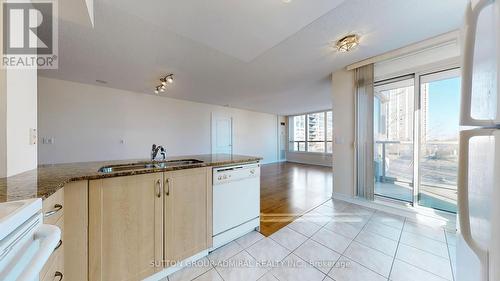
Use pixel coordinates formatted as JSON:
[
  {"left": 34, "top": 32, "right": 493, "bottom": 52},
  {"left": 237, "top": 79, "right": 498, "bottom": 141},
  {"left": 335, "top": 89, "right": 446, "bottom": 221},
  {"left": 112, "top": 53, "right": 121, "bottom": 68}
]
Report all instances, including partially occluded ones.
[{"left": 211, "top": 113, "right": 233, "bottom": 154}]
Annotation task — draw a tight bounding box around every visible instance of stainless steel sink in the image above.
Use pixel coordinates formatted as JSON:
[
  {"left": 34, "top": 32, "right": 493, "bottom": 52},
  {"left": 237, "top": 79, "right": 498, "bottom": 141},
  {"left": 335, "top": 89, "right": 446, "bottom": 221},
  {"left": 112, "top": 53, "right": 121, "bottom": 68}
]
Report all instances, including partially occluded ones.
[
  {"left": 164, "top": 159, "right": 204, "bottom": 165},
  {"left": 98, "top": 159, "right": 204, "bottom": 173}
]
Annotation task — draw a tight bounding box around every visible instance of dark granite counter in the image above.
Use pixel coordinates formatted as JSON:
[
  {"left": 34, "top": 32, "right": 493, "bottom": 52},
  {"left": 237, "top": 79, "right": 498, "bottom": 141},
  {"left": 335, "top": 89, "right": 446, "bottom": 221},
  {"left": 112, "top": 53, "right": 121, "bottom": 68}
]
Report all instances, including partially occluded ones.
[{"left": 0, "top": 154, "right": 261, "bottom": 203}]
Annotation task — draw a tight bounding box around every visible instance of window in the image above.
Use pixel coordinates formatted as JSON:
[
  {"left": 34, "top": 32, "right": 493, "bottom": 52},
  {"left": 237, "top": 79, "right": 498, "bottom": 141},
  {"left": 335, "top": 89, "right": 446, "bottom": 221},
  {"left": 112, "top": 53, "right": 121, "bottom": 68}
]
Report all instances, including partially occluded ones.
[{"left": 289, "top": 110, "right": 332, "bottom": 153}]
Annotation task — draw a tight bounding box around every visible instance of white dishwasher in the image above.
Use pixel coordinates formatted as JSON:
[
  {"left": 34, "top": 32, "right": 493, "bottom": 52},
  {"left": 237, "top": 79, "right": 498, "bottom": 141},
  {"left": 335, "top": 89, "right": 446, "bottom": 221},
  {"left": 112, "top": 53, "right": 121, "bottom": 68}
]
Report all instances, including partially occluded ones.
[{"left": 212, "top": 163, "right": 260, "bottom": 249}]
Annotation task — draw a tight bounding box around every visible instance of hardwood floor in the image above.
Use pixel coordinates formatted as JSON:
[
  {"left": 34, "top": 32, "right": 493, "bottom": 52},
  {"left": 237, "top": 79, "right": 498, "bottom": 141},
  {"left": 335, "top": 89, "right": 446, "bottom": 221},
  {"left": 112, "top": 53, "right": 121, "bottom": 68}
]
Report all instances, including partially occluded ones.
[{"left": 259, "top": 162, "right": 333, "bottom": 236}]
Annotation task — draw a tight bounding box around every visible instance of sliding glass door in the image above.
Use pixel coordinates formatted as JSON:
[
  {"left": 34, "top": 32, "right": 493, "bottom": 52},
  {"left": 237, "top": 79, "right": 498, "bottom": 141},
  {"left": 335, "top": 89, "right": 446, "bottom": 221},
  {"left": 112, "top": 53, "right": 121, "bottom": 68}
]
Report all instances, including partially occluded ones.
[
  {"left": 373, "top": 77, "right": 415, "bottom": 203},
  {"left": 418, "top": 69, "right": 460, "bottom": 213},
  {"left": 372, "top": 69, "right": 460, "bottom": 213}
]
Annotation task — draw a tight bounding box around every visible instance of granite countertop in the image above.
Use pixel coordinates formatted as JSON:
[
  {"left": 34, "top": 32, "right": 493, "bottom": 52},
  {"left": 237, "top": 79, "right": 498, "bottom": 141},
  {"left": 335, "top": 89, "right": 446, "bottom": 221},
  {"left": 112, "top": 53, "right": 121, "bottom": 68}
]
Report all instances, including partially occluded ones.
[{"left": 0, "top": 154, "right": 262, "bottom": 203}]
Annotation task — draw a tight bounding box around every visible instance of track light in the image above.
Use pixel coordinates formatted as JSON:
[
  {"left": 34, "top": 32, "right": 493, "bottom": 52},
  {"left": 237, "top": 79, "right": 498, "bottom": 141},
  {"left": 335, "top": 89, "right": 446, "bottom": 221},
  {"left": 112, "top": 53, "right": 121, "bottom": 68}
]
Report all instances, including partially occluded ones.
[
  {"left": 166, "top": 74, "right": 174, "bottom": 84},
  {"left": 154, "top": 74, "right": 174, "bottom": 94}
]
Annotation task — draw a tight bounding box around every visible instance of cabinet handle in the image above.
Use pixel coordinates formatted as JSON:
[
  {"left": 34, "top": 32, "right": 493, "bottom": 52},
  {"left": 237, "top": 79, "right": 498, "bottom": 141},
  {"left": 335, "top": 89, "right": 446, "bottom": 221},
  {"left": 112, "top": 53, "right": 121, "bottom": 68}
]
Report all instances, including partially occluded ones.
[
  {"left": 155, "top": 179, "right": 161, "bottom": 198},
  {"left": 165, "top": 178, "right": 170, "bottom": 196},
  {"left": 54, "top": 271, "right": 63, "bottom": 281},
  {"left": 44, "top": 204, "right": 63, "bottom": 218},
  {"left": 54, "top": 239, "right": 62, "bottom": 252}
]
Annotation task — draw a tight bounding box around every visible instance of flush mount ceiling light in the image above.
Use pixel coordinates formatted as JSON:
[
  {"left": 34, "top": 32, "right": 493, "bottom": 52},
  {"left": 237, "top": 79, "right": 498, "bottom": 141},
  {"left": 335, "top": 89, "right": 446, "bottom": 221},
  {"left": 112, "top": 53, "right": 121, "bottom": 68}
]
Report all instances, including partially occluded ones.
[
  {"left": 335, "top": 34, "right": 359, "bottom": 52},
  {"left": 154, "top": 74, "right": 174, "bottom": 94}
]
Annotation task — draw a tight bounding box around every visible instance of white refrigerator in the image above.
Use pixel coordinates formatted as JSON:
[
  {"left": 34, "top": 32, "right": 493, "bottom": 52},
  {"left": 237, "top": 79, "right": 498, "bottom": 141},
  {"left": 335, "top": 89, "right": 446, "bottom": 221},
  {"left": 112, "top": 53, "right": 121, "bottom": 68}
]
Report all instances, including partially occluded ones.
[{"left": 457, "top": 0, "right": 500, "bottom": 281}]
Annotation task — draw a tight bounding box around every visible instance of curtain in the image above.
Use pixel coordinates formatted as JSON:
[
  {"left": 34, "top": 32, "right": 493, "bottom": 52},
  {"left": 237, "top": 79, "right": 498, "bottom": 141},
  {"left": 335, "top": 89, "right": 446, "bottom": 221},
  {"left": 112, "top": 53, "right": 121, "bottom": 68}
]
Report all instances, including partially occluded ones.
[{"left": 355, "top": 64, "right": 375, "bottom": 200}]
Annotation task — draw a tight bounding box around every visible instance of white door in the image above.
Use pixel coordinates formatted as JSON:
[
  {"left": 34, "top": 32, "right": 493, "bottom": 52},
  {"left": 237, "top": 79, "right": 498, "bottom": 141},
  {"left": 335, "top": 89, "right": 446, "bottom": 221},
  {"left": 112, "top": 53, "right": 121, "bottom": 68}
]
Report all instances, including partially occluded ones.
[
  {"left": 457, "top": 128, "right": 500, "bottom": 281},
  {"left": 211, "top": 114, "right": 233, "bottom": 154},
  {"left": 460, "top": 0, "right": 499, "bottom": 126}
]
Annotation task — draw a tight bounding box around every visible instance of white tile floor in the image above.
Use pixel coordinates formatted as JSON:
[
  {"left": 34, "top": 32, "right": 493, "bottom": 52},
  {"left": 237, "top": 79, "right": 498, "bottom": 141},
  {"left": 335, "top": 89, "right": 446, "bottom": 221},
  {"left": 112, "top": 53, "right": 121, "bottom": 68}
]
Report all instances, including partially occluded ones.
[{"left": 163, "top": 199, "right": 457, "bottom": 281}]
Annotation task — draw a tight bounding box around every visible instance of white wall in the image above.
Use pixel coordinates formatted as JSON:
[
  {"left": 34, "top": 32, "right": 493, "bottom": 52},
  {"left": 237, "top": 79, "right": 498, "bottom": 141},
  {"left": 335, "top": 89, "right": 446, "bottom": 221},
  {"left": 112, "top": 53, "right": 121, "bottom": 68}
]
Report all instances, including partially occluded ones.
[
  {"left": 38, "top": 77, "right": 278, "bottom": 164},
  {"left": 0, "top": 4, "right": 38, "bottom": 177},
  {"left": 6, "top": 70, "right": 38, "bottom": 176},
  {"left": 331, "top": 69, "right": 355, "bottom": 197}
]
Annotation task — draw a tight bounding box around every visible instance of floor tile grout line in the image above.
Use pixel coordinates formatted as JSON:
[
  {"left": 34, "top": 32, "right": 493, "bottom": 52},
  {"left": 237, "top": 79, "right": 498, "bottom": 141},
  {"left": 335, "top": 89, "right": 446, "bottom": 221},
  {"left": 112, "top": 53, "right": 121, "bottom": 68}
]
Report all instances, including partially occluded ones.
[
  {"left": 391, "top": 225, "right": 454, "bottom": 280},
  {"left": 296, "top": 203, "right": 351, "bottom": 279},
  {"left": 323, "top": 210, "right": 389, "bottom": 280},
  {"left": 444, "top": 229, "right": 456, "bottom": 281},
  {"left": 393, "top": 257, "right": 453, "bottom": 281},
  {"left": 396, "top": 224, "right": 454, "bottom": 260},
  {"left": 185, "top": 200, "right": 453, "bottom": 281},
  {"left": 397, "top": 239, "right": 452, "bottom": 260},
  {"left": 234, "top": 232, "right": 265, "bottom": 249},
  {"left": 387, "top": 217, "right": 406, "bottom": 280},
  {"left": 212, "top": 265, "right": 225, "bottom": 281},
  {"left": 282, "top": 205, "right": 348, "bottom": 281}
]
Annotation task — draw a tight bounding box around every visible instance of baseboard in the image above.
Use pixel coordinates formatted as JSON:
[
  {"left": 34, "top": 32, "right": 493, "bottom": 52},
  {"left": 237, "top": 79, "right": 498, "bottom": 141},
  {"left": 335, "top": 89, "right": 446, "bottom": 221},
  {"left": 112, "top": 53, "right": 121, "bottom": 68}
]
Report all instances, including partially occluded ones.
[
  {"left": 286, "top": 160, "right": 333, "bottom": 167},
  {"left": 143, "top": 250, "right": 209, "bottom": 281}
]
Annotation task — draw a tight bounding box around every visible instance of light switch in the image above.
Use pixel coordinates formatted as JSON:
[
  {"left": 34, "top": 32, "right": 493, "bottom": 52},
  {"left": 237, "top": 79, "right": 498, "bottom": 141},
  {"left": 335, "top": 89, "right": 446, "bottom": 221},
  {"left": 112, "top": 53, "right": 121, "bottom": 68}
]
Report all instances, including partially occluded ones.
[{"left": 29, "top": 128, "right": 37, "bottom": 145}]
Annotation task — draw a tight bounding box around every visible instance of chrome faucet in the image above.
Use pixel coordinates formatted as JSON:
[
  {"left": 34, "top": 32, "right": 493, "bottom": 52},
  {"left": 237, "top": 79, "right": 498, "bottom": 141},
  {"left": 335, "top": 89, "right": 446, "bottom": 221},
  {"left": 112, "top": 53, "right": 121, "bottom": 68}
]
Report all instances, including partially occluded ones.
[{"left": 151, "top": 144, "right": 166, "bottom": 161}]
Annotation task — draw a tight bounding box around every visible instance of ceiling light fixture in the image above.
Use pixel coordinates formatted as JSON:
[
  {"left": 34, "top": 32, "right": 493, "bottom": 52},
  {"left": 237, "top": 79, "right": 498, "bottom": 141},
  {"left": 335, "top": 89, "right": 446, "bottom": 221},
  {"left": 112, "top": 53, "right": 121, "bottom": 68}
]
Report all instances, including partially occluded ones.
[
  {"left": 336, "top": 34, "right": 359, "bottom": 52},
  {"left": 154, "top": 74, "right": 174, "bottom": 94}
]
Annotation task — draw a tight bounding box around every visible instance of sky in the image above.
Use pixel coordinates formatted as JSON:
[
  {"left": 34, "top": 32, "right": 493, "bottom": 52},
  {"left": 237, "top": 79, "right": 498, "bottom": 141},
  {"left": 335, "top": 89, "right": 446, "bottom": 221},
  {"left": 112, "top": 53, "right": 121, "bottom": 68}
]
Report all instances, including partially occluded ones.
[{"left": 426, "top": 77, "right": 461, "bottom": 141}]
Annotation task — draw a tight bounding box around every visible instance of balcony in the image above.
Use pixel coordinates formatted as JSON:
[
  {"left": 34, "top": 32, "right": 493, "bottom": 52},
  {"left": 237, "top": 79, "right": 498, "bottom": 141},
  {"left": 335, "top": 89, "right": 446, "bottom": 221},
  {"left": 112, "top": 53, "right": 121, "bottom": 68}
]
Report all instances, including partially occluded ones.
[{"left": 374, "top": 140, "right": 457, "bottom": 213}]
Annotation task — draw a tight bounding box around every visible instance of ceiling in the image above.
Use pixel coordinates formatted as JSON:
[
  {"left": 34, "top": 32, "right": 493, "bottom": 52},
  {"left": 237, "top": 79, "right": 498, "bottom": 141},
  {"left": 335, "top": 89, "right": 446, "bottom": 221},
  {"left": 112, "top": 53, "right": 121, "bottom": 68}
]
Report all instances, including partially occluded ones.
[{"left": 40, "top": 0, "right": 468, "bottom": 115}]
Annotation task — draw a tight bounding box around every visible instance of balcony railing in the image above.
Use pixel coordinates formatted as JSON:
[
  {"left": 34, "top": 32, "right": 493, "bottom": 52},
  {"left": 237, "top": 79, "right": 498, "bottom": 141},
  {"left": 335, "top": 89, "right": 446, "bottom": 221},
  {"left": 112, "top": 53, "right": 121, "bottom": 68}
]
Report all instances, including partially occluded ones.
[{"left": 375, "top": 140, "right": 458, "bottom": 191}]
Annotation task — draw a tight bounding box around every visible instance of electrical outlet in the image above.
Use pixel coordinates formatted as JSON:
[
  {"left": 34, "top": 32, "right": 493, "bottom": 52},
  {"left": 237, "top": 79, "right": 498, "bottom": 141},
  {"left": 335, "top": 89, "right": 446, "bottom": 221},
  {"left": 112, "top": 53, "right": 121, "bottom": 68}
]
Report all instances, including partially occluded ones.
[{"left": 29, "top": 128, "right": 37, "bottom": 145}]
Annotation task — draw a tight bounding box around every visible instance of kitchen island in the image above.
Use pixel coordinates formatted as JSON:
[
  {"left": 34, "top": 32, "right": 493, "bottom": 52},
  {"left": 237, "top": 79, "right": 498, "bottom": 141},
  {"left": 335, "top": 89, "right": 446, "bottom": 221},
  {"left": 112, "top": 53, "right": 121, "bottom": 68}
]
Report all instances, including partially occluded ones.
[{"left": 0, "top": 154, "right": 261, "bottom": 281}]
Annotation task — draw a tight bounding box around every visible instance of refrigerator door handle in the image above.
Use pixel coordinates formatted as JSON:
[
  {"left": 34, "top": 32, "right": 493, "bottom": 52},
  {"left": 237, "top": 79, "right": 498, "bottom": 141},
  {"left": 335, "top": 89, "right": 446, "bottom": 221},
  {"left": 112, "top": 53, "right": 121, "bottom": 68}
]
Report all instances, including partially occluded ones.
[
  {"left": 460, "top": 0, "right": 496, "bottom": 127},
  {"left": 458, "top": 129, "right": 491, "bottom": 280}
]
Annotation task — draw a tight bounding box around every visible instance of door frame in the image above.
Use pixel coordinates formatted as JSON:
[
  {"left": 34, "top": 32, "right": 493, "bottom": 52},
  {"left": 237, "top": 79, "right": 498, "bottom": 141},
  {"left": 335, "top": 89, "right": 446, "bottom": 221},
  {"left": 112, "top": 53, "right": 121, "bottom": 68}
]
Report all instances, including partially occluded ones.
[
  {"left": 373, "top": 63, "right": 461, "bottom": 213},
  {"left": 211, "top": 112, "right": 233, "bottom": 155},
  {"left": 414, "top": 66, "right": 461, "bottom": 212}
]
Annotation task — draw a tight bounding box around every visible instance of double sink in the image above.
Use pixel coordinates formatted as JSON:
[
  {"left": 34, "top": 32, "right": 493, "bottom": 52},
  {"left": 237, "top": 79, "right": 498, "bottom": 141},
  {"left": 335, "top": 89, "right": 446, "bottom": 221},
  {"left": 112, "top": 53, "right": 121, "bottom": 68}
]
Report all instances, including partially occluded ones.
[{"left": 98, "top": 159, "right": 204, "bottom": 173}]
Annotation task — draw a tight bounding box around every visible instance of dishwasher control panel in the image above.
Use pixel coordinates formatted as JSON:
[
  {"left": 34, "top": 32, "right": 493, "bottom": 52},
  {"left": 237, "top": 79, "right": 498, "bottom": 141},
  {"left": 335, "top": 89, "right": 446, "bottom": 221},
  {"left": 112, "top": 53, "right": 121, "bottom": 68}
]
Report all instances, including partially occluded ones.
[{"left": 213, "top": 163, "right": 260, "bottom": 185}]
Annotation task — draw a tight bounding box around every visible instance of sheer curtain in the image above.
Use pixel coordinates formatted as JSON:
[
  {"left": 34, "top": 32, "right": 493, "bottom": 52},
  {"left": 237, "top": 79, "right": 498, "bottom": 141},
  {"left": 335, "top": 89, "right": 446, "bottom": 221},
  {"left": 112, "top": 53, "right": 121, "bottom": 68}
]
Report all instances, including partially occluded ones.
[{"left": 354, "top": 64, "right": 375, "bottom": 200}]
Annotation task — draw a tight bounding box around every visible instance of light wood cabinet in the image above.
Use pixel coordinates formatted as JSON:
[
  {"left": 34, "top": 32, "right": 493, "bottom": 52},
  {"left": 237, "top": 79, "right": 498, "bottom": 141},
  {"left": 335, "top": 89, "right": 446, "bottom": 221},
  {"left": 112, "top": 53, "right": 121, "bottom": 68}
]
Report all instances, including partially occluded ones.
[
  {"left": 59, "top": 166, "right": 213, "bottom": 281},
  {"left": 64, "top": 180, "right": 88, "bottom": 281},
  {"left": 164, "top": 168, "right": 211, "bottom": 264},
  {"left": 89, "top": 173, "right": 164, "bottom": 281}
]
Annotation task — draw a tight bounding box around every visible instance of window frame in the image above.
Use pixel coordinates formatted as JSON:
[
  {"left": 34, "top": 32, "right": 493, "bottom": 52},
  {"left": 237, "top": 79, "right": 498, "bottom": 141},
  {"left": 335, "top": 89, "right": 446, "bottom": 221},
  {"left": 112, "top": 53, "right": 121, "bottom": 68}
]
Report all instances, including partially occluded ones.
[{"left": 288, "top": 110, "right": 332, "bottom": 154}]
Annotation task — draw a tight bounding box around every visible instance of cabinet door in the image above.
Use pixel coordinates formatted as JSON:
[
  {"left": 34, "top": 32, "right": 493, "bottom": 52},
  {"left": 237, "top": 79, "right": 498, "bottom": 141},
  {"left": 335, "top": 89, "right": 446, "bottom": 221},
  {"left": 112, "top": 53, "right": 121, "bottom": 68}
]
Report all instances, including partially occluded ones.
[
  {"left": 164, "top": 167, "right": 209, "bottom": 264},
  {"left": 89, "top": 173, "right": 163, "bottom": 281}
]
